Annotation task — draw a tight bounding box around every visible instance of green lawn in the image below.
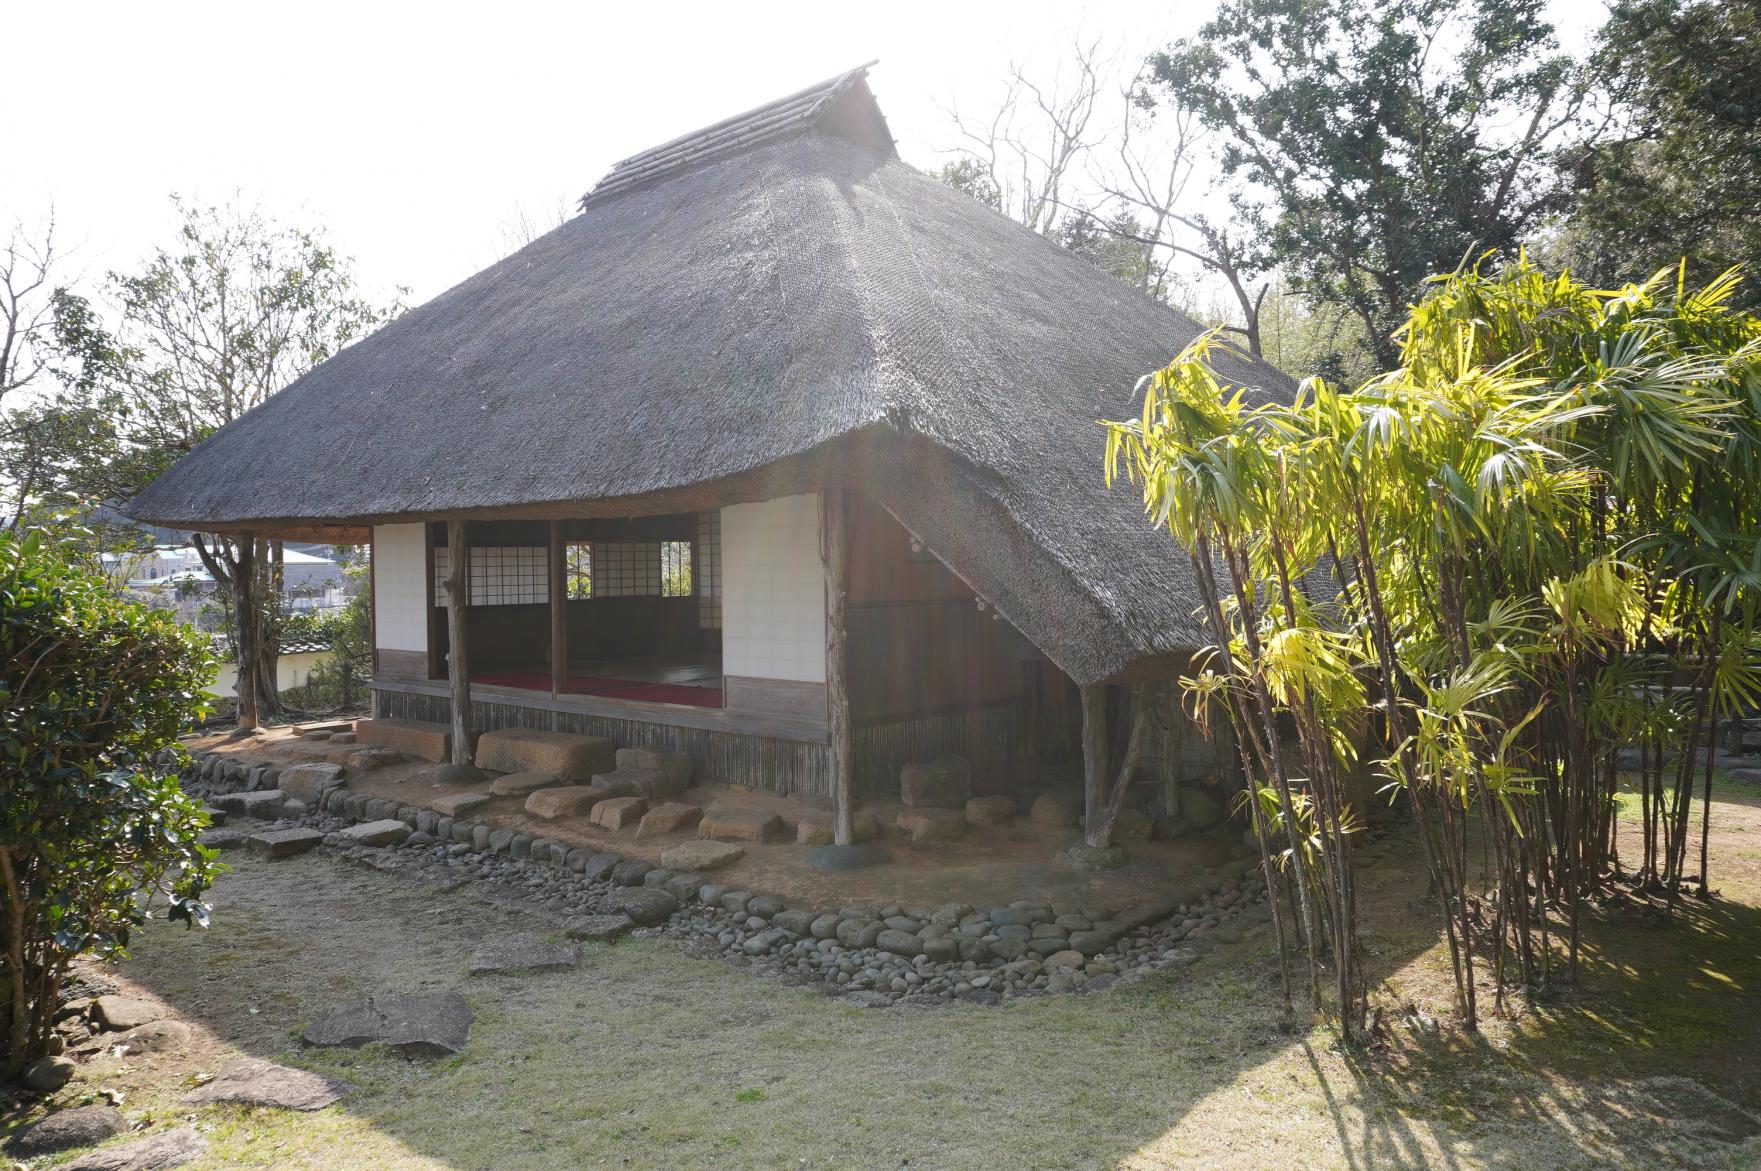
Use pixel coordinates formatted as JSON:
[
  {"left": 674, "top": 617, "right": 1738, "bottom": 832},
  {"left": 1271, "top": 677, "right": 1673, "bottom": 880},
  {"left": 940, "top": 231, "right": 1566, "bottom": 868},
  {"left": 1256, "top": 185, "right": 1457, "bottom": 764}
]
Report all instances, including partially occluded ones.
[{"left": 12, "top": 780, "right": 1761, "bottom": 1170}]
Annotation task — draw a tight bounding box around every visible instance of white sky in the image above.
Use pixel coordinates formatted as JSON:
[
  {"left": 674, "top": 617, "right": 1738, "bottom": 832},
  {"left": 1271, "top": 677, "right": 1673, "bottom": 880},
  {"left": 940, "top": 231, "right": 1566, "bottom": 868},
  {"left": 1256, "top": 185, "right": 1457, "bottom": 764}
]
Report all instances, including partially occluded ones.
[{"left": 7, "top": 0, "right": 1608, "bottom": 308}]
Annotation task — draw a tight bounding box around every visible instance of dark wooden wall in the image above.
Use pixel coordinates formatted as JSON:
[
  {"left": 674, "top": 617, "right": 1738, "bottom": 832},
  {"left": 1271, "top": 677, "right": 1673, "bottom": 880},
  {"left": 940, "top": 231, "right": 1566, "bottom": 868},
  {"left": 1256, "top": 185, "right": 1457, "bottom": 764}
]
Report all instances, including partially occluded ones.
[{"left": 846, "top": 496, "right": 1029, "bottom": 725}]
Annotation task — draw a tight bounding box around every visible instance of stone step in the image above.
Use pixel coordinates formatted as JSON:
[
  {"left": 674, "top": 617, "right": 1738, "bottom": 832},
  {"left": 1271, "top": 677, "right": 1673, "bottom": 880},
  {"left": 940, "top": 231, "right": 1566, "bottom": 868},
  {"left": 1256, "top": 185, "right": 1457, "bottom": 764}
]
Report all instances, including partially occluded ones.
[
  {"left": 358, "top": 718, "right": 451, "bottom": 763},
  {"left": 211, "top": 790, "right": 289, "bottom": 818},
  {"left": 613, "top": 747, "right": 690, "bottom": 796},
  {"left": 248, "top": 827, "right": 324, "bottom": 859},
  {"left": 476, "top": 728, "right": 614, "bottom": 782},
  {"left": 590, "top": 765, "right": 676, "bottom": 801},
  {"left": 699, "top": 804, "right": 783, "bottom": 844}
]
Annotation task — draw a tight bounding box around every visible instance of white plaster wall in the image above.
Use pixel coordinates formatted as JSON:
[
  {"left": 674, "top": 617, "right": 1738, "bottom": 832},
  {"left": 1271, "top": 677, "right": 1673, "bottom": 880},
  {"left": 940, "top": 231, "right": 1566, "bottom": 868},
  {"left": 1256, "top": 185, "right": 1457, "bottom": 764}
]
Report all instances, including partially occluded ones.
[
  {"left": 373, "top": 523, "right": 428, "bottom": 652},
  {"left": 721, "top": 495, "right": 826, "bottom": 683}
]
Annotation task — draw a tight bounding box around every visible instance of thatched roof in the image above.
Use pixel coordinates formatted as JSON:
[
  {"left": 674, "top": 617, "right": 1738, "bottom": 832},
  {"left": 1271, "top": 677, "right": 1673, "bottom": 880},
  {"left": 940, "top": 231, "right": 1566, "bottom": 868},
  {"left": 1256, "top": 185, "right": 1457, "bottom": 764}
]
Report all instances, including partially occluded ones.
[{"left": 125, "top": 64, "right": 1294, "bottom": 685}]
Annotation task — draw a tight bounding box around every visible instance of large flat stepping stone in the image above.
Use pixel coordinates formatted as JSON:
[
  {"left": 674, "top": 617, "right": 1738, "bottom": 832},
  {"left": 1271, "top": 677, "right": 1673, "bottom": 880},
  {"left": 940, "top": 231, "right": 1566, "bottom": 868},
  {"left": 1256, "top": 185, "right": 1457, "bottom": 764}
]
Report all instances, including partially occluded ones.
[
  {"left": 182, "top": 1058, "right": 350, "bottom": 1110},
  {"left": 476, "top": 728, "right": 613, "bottom": 782},
  {"left": 795, "top": 810, "right": 882, "bottom": 846},
  {"left": 468, "top": 933, "right": 580, "bottom": 975},
  {"left": 897, "top": 807, "right": 965, "bottom": 843},
  {"left": 562, "top": 913, "right": 636, "bottom": 942},
  {"left": 660, "top": 840, "right": 744, "bottom": 872},
  {"left": 339, "top": 819, "right": 412, "bottom": 846},
  {"left": 93, "top": 995, "right": 165, "bottom": 1031},
  {"left": 211, "top": 790, "right": 287, "bottom": 818},
  {"left": 8, "top": 1104, "right": 128, "bottom": 1157},
  {"left": 637, "top": 802, "right": 702, "bottom": 837},
  {"left": 303, "top": 991, "right": 474, "bottom": 1056},
  {"left": 589, "top": 795, "right": 647, "bottom": 831},
  {"left": 965, "top": 794, "right": 1017, "bottom": 826},
  {"left": 358, "top": 717, "right": 450, "bottom": 762},
  {"left": 613, "top": 747, "right": 691, "bottom": 797},
  {"left": 63, "top": 1128, "right": 206, "bottom": 1171},
  {"left": 526, "top": 785, "right": 605, "bottom": 820},
  {"left": 278, "top": 762, "right": 346, "bottom": 804},
  {"left": 199, "top": 828, "right": 247, "bottom": 851},
  {"left": 248, "top": 827, "right": 325, "bottom": 859},
  {"left": 900, "top": 754, "right": 972, "bottom": 808},
  {"left": 488, "top": 770, "right": 560, "bottom": 798},
  {"left": 700, "top": 804, "right": 782, "bottom": 843},
  {"left": 431, "top": 790, "right": 492, "bottom": 817},
  {"left": 599, "top": 886, "right": 678, "bottom": 926},
  {"left": 1029, "top": 790, "right": 1082, "bottom": 827}
]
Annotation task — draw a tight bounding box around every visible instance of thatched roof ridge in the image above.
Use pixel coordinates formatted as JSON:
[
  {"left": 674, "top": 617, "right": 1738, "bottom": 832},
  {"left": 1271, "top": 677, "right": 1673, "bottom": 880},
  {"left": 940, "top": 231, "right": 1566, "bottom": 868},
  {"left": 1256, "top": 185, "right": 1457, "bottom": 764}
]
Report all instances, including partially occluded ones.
[
  {"left": 583, "top": 62, "right": 888, "bottom": 208},
  {"left": 124, "top": 71, "right": 1295, "bottom": 684}
]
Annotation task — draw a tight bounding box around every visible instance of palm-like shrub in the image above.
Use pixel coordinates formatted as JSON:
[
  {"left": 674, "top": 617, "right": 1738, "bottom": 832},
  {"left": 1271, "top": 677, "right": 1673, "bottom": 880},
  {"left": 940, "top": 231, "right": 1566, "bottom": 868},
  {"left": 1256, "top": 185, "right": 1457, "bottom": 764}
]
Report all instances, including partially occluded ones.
[
  {"left": 1107, "top": 259, "right": 1761, "bottom": 1036},
  {"left": 0, "top": 529, "right": 218, "bottom": 1076}
]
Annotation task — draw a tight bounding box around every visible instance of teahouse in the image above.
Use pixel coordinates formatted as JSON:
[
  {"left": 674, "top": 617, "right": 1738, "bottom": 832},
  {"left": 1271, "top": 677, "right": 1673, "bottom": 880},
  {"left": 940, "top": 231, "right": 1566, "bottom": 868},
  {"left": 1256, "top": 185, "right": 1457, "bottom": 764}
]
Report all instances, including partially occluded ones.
[{"left": 126, "top": 65, "right": 1293, "bottom": 852}]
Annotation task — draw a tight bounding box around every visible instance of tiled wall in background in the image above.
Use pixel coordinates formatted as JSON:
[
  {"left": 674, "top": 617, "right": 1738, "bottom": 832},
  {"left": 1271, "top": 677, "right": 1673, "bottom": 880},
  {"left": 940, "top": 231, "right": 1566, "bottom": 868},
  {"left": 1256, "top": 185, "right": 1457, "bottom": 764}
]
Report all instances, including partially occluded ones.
[
  {"left": 722, "top": 494, "right": 826, "bottom": 683},
  {"left": 372, "top": 523, "right": 429, "bottom": 651}
]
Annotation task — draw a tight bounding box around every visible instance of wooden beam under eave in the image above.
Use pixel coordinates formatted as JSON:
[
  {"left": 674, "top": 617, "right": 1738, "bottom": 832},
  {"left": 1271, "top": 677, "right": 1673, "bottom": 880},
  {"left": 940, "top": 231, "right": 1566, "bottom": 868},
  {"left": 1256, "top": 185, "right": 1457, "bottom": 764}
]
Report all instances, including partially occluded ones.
[
  {"left": 549, "top": 520, "right": 568, "bottom": 696},
  {"left": 824, "top": 489, "right": 854, "bottom": 846}
]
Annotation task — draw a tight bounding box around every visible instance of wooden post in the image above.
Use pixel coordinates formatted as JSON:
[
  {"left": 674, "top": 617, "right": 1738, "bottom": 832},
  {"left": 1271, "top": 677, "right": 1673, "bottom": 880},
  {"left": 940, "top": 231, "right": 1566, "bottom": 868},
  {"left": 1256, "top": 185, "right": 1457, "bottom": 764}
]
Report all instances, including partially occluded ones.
[
  {"left": 234, "top": 533, "right": 259, "bottom": 732},
  {"left": 549, "top": 521, "right": 568, "bottom": 696},
  {"left": 824, "top": 490, "right": 854, "bottom": 846},
  {"left": 445, "top": 520, "right": 474, "bottom": 767},
  {"left": 1080, "top": 683, "right": 1108, "bottom": 837}
]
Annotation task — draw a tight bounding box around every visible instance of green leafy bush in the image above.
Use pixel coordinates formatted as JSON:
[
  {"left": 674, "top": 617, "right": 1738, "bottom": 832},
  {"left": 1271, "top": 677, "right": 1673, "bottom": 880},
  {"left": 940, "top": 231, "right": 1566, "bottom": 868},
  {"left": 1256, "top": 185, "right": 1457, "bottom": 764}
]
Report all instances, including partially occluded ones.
[{"left": 0, "top": 529, "right": 219, "bottom": 1076}]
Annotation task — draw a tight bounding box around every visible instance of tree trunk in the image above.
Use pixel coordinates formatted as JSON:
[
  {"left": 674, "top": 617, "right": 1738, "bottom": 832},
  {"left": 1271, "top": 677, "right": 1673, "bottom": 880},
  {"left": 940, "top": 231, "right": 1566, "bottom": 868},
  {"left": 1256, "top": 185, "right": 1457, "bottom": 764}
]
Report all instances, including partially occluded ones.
[
  {"left": 445, "top": 521, "right": 474, "bottom": 767},
  {"left": 1080, "top": 684, "right": 1108, "bottom": 835},
  {"left": 823, "top": 491, "right": 854, "bottom": 846},
  {"left": 234, "top": 535, "right": 259, "bottom": 731}
]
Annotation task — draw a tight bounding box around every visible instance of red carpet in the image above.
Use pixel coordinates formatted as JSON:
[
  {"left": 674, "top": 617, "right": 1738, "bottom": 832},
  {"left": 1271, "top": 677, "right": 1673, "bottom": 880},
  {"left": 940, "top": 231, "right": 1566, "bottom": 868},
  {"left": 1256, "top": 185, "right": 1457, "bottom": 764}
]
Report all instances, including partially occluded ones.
[{"left": 471, "top": 672, "right": 724, "bottom": 709}]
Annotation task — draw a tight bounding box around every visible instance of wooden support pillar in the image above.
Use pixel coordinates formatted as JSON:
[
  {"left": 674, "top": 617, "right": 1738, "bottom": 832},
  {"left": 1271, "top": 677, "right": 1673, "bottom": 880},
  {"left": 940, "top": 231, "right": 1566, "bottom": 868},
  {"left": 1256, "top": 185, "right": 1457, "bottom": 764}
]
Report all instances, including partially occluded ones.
[
  {"left": 549, "top": 521, "right": 568, "bottom": 696},
  {"left": 1080, "top": 683, "right": 1108, "bottom": 837},
  {"left": 824, "top": 489, "right": 854, "bottom": 846},
  {"left": 234, "top": 533, "right": 259, "bottom": 732},
  {"left": 445, "top": 520, "right": 474, "bottom": 767}
]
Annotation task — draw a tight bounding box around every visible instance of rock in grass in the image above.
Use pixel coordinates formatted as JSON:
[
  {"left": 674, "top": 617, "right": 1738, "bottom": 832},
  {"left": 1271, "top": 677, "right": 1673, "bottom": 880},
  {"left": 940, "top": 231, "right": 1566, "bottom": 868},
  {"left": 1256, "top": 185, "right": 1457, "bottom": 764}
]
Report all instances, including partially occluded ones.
[
  {"left": 7, "top": 1104, "right": 128, "bottom": 1156},
  {"left": 117, "top": 1020, "right": 192, "bottom": 1056},
  {"left": 598, "top": 886, "right": 678, "bottom": 926},
  {"left": 303, "top": 991, "right": 474, "bottom": 1056},
  {"left": 62, "top": 1127, "right": 207, "bottom": 1170},
  {"left": 562, "top": 913, "right": 636, "bottom": 942},
  {"left": 92, "top": 995, "right": 163, "bottom": 1031},
  {"left": 468, "top": 933, "right": 579, "bottom": 975},
  {"left": 181, "top": 1058, "right": 350, "bottom": 1111},
  {"left": 21, "top": 1054, "right": 76, "bottom": 1091}
]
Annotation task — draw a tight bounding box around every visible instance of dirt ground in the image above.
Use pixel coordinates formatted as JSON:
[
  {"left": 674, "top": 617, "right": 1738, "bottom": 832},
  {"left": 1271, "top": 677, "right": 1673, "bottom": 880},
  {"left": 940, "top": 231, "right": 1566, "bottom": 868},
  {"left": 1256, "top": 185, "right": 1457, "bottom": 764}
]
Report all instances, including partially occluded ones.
[{"left": 7, "top": 773, "right": 1761, "bottom": 1169}]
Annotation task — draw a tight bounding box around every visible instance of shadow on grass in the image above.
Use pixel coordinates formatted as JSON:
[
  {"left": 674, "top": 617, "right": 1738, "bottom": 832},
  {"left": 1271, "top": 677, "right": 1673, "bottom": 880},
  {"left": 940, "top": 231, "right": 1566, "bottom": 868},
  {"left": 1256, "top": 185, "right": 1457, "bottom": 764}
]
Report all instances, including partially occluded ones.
[{"left": 26, "top": 810, "right": 1761, "bottom": 1171}]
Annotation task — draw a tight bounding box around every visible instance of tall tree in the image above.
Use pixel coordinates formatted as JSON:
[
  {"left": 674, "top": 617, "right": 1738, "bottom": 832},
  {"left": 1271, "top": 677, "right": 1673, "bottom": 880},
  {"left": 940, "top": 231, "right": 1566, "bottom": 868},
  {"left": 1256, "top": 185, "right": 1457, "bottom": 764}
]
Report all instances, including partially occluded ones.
[
  {"left": 1560, "top": 0, "right": 1761, "bottom": 300},
  {"left": 82, "top": 198, "right": 398, "bottom": 724},
  {"left": 1148, "top": 0, "right": 1588, "bottom": 368}
]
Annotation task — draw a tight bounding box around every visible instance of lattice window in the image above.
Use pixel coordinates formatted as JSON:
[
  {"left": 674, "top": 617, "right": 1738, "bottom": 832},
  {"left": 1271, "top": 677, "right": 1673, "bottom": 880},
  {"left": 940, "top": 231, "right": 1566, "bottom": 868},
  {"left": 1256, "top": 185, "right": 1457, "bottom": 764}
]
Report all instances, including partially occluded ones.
[
  {"left": 566, "top": 541, "right": 593, "bottom": 600},
  {"left": 661, "top": 540, "right": 693, "bottom": 598},
  {"left": 433, "top": 546, "right": 549, "bottom": 607},
  {"left": 594, "top": 542, "right": 661, "bottom": 596},
  {"left": 696, "top": 510, "right": 722, "bottom": 629}
]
